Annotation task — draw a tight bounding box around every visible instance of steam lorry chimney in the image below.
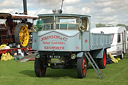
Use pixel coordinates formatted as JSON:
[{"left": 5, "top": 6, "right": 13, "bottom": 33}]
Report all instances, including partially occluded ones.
[{"left": 23, "top": 0, "right": 27, "bottom": 15}]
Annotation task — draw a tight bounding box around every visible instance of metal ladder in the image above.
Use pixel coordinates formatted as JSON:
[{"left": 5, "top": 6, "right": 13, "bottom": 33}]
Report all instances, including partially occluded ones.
[{"left": 84, "top": 52, "right": 104, "bottom": 79}]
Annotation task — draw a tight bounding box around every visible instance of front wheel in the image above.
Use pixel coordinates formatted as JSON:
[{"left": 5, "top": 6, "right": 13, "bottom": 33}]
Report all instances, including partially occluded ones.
[
  {"left": 77, "top": 55, "right": 87, "bottom": 78},
  {"left": 34, "top": 58, "right": 46, "bottom": 77}
]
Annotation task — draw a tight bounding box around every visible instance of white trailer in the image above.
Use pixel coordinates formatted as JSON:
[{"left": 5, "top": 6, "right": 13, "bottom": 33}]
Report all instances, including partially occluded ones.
[{"left": 91, "top": 26, "right": 127, "bottom": 59}]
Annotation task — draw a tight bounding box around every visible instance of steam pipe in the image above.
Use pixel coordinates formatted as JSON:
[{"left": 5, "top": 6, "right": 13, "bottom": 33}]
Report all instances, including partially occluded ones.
[{"left": 23, "top": 0, "right": 27, "bottom": 15}]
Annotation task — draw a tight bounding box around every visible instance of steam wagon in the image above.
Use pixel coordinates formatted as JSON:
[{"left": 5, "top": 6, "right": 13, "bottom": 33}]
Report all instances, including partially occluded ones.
[
  {"left": 32, "top": 14, "right": 111, "bottom": 78},
  {"left": 0, "top": 13, "right": 37, "bottom": 47}
]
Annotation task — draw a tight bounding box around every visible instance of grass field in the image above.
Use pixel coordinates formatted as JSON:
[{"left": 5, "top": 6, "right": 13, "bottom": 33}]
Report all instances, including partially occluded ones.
[{"left": 0, "top": 54, "right": 128, "bottom": 85}]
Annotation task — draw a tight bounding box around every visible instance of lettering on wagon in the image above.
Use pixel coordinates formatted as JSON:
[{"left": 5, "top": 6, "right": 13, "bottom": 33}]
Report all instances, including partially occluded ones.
[
  {"left": 44, "top": 46, "right": 64, "bottom": 50},
  {"left": 41, "top": 35, "right": 68, "bottom": 41},
  {"left": 43, "top": 42, "right": 65, "bottom": 45}
]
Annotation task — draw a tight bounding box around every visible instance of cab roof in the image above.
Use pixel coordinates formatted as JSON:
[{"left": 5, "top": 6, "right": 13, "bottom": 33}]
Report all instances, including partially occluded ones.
[
  {"left": 38, "top": 14, "right": 91, "bottom": 18},
  {"left": 0, "top": 13, "right": 38, "bottom": 19}
]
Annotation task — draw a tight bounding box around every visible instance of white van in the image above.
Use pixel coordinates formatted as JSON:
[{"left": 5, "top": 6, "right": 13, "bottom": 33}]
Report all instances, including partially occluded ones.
[{"left": 91, "top": 26, "right": 127, "bottom": 59}]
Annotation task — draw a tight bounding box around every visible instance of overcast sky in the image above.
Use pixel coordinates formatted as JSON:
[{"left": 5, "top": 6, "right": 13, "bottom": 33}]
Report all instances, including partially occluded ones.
[{"left": 0, "top": 0, "right": 128, "bottom": 28}]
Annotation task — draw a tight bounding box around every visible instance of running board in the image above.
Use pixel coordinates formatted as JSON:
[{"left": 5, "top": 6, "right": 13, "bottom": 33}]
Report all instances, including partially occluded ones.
[{"left": 84, "top": 52, "right": 104, "bottom": 79}]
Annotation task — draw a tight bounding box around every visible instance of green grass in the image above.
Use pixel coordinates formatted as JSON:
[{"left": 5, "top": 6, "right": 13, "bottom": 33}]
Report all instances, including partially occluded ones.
[{"left": 0, "top": 54, "right": 128, "bottom": 85}]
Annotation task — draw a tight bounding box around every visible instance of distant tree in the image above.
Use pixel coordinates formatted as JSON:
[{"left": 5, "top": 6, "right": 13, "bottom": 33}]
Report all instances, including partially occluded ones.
[
  {"left": 116, "top": 24, "right": 126, "bottom": 27},
  {"left": 116, "top": 24, "right": 128, "bottom": 30},
  {"left": 126, "top": 26, "right": 128, "bottom": 30},
  {"left": 105, "top": 24, "right": 114, "bottom": 27},
  {"left": 96, "top": 23, "right": 128, "bottom": 30},
  {"left": 96, "top": 23, "right": 106, "bottom": 27}
]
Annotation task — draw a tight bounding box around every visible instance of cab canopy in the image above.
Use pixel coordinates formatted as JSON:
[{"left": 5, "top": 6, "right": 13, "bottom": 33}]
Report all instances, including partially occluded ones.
[{"left": 37, "top": 14, "right": 91, "bottom": 31}]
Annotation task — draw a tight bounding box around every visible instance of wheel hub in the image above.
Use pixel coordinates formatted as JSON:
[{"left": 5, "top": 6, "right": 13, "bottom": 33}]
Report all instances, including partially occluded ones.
[{"left": 82, "top": 58, "right": 86, "bottom": 75}]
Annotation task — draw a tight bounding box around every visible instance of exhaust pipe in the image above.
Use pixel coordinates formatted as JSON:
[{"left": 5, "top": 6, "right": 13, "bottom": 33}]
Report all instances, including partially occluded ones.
[{"left": 23, "top": 0, "right": 27, "bottom": 15}]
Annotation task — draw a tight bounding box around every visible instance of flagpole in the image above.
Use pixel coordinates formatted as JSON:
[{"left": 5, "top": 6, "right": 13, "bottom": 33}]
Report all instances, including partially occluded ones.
[{"left": 61, "top": 0, "right": 64, "bottom": 10}]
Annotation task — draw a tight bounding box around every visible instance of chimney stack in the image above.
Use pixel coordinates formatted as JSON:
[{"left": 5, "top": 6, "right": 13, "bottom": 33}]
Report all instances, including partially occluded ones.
[{"left": 23, "top": 0, "right": 27, "bottom": 15}]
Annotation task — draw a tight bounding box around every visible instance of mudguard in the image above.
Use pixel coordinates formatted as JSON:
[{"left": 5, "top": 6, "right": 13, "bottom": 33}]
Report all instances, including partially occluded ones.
[
  {"left": 77, "top": 52, "right": 84, "bottom": 58},
  {"left": 32, "top": 32, "right": 38, "bottom": 50},
  {"left": 92, "top": 48, "right": 105, "bottom": 58}
]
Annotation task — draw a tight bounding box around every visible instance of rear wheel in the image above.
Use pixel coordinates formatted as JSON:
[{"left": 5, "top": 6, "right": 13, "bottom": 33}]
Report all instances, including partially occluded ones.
[
  {"left": 98, "top": 51, "right": 106, "bottom": 69},
  {"left": 77, "top": 55, "right": 87, "bottom": 78},
  {"left": 14, "top": 23, "right": 29, "bottom": 47},
  {"left": 34, "top": 58, "right": 46, "bottom": 77}
]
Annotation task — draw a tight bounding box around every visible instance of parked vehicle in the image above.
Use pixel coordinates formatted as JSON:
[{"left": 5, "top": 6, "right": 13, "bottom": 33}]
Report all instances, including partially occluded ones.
[
  {"left": 32, "top": 13, "right": 111, "bottom": 78},
  {"left": 91, "top": 26, "right": 127, "bottom": 59},
  {"left": 0, "top": 0, "right": 38, "bottom": 48},
  {"left": 0, "top": 13, "right": 38, "bottom": 47},
  {"left": 0, "top": 0, "right": 38, "bottom": 60}
]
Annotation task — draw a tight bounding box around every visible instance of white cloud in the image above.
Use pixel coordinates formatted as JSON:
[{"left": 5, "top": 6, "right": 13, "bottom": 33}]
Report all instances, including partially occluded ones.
[
  {"left": 90, "top": 0, "right": 128, "bottom": 26},
  {"left": 28, "top": 8, "right": 51, "bottom": 15},
  {"left": 0, "top": 0, "right": 128, "bottom": 27},
  {"left": 0, "top": 8, "right": 20, "bottom": 14},
  {"left": 103, "top": 7, "right": 115, "bottom": 14},
  {"left": 103, "top": 15, "right": 118, "bottom": 21},
  {"left": 64, "top": 0, "right": 81, "bottom": 4},
  {"left": 82, "top": 7, "right": 91, "bottom": 14},
  {"left": 63, "top": 6, "right": 78, "bottom": 14},
  {"left": 1, "top": 0, "right": 22, "bottom": 8}
]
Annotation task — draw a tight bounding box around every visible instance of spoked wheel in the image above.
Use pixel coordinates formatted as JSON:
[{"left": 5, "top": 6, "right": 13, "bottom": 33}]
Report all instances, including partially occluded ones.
[
  {"left": 98, "top": 51, "right": 107, "bottom": 69},
  {"left": 77, "top": 55, "right": 87, "bottom": 78},
  {"left": 14, "top": 23, "right": 29, "bottom": 47},
  {"left": 34, "top": 58, "right": 46, "bottom": 77}
]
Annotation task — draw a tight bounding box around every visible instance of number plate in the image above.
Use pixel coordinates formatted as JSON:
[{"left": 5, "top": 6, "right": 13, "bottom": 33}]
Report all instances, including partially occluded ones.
[{"left": 50, "top": 55, "right": 60, "bottom": 58}]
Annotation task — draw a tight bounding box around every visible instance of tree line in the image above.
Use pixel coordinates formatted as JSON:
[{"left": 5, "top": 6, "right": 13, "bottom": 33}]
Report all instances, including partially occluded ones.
[{"left": 96, "top": 23, "right": 128, "bottom": 30}]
